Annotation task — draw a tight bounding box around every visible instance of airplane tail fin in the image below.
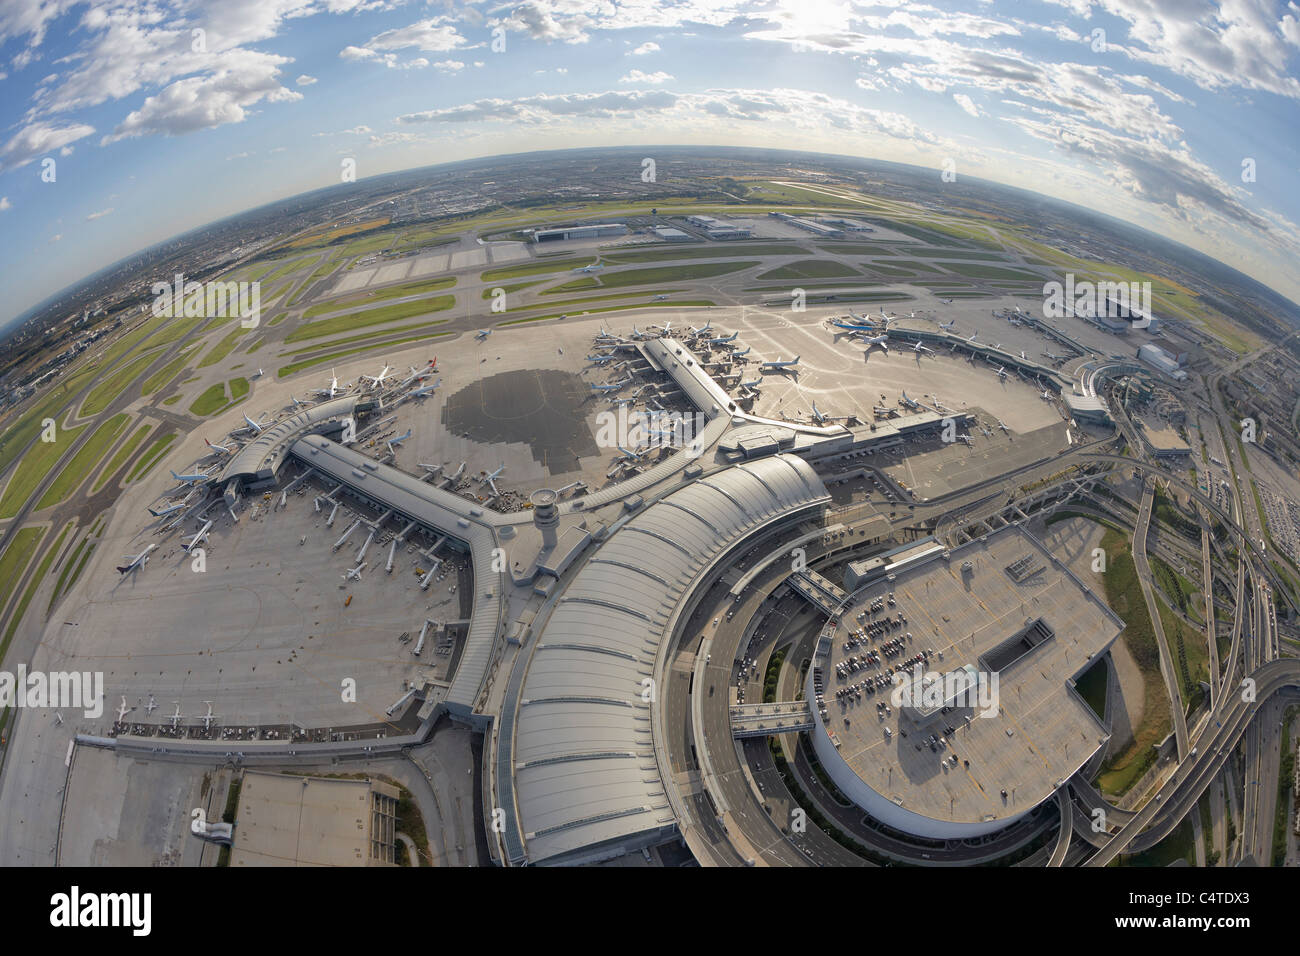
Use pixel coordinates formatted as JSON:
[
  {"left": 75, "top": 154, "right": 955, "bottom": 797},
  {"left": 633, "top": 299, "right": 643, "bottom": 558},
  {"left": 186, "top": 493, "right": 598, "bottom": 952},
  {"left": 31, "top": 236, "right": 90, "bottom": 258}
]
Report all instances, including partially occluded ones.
[{"left": 116, "top": 565, "right": 130, "bottom": 574}]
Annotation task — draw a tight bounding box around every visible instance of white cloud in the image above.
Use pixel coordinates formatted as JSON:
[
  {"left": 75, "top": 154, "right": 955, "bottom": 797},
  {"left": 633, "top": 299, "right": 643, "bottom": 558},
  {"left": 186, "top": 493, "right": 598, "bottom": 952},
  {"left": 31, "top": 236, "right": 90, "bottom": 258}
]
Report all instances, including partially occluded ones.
[
  {"left": 433, "top": 59, "right": 465, "bottom": 72},
  {"left": 0, "top": 119, "right": 94, "bottom": 171},
  {"left": 296, "top": 74, "right": 317, "bottom": 86},
  {"left": 952, "top": 92, "right": 980, "bottom": 117},
  {"left": 0, "top": 197, "right": 10, "bottom": 211},
  {"left": 620, "top": 69, "right": 673, "bottom": 84},
  {"left": 630, "top": 41, "right": 660, "bottom": 55},
  {"left": 340, "top": 16, "right": 468, "bottom": 67},
  {"left": 85, "top": 207, "right": 113, "bottom": 220},
  {"left": 49, "top": 233, "right": 61, "bottom": 243},
  {"left": 103, "top": 50, "right": 301, "bottom": 143}
]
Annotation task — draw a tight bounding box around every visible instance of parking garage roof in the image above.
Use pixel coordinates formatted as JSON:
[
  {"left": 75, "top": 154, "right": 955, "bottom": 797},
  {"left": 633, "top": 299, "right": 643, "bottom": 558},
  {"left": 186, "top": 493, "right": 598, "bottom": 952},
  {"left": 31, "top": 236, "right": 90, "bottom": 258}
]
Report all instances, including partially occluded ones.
[{"left": 502, "top": 453, "right": 830, "bottom": 864}]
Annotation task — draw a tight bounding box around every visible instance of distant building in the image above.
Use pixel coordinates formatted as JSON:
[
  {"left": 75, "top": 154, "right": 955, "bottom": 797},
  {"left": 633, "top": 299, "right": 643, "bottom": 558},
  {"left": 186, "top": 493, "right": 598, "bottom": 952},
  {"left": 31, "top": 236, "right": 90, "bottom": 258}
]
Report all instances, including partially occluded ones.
[
  {"left": 532, "top": 223, "right": 629, "bottom": 243},
  {"left": 767, "top": 211, "right": 843, "bottom": 238},
  {"left": 823, "top": 217, "right": 876, "bottom": 232},
  {"left": 651, "top": 226, "right": 692, "bottom": 242},
  {"left": 1138, "top": 343, "right": 1187, "bottom": 381}
]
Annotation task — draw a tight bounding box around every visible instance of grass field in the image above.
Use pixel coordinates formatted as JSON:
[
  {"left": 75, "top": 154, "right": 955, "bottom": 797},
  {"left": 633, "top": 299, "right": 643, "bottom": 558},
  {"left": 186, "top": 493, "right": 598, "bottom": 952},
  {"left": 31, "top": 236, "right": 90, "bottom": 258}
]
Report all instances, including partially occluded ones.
[
  {"left": 0, "top": 421, "right": 89, "bottom": 519},
  {"left": 282, "top": 320, "right": 445, "bottom": 356},
  {"left": 757, "top": 259, "right": 862, "bottom": 280},
  {"left": 198, "top": 326, "right": 248, "bottom": 368},
  {"left": 141, "top": 344, "right": 201, "bottom": 395},
  {"left": 127, "top": 432, "right": 177, "bottom": 483},
  {"left": 481, "top": 258, "right": 587, "bottom": 282},
  {"left": 0, "top": 527, "right": 45, "bottom": 623},
  {"left": 1093, "top": 526, "right": 1174, "bottom": 796},
  {"left": 278, "top": 329, "right": 454, "bottom": 377},
  {"left": 286, "top": 295, "right": 454, "bottom": 343},
  {"left": 229, "top": 377, "right": 250, "bottom": 402},
  {"left": 548, "top": 260, "right": 757, "bottom": 294},
  {"left": 36, "top": 413, "right": 129, "bottom": 510},
  {"left": 304, "top": 276, "right": 456, "bottom": 318},
  {"left": 500, "top": 300, "right": 715, "bottom": 326},
  {"left": 601, "top": 243, "right": 807, "bottom": 264},
  {"left": 80, "top": 348, "right": 161, "bottom": 416},
  {"left": 93, "top": 422, "right": 152, "bottom": 493},
  {"left": 936, "top": 261, "right": 1048, "bottom": 281},
  {"left": 0, "top": 521, "right": 72, "bottom": 665},
  {"left": 479, "top": 280, "right": 544, "bottom": 299},
  {"left": 189, "top": 383, "right": 228, "bottom": 416}
]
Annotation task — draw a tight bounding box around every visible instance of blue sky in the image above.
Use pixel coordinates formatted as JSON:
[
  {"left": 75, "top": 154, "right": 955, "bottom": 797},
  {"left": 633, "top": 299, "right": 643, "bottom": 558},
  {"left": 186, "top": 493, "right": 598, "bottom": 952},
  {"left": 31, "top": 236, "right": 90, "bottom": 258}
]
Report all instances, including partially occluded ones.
[{"left": 1, "top": 0, "right": 1298, "bottom": 325}]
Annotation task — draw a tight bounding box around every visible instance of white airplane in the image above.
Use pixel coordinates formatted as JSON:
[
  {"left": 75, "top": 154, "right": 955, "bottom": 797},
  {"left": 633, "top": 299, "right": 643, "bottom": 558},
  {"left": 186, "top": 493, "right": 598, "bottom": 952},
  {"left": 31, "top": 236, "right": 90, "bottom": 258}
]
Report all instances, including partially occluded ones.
[
  {"left": 313, "top": 369, "right": 344, "bottom": 398},
  {"left": 655, "top": 321, "right": 673, "bottom": 334},
  {"left": 204, "top": 438, "right": 232, "bottom": 454},
  {"left": 587, "top": 353, "right": 618, "bottom": 364},
  {"left": 1019, "top": 350, "right": 1027, "bottom": 360},
  {"left": 899, "top": 390, "right": 922, "bottom": 410},
  {"left": 591, "top": 377, "right": 632, "bottom": 393},
  {"left": 148, "top": 502, "right": 185, "bottom": 518},
  {"left": 810, "top": 402, "right": 831, "bottom": 425},
  {"left": 572, "top": 258, "right": 604, "bottom": 274},
  {"left": 341, "top": 562, "right": 367, "bottom": 582},
  {"left": 910, "top": 341, "right": 934, "bottom": 355},
  {"left": 167, "top": 702, "right": 184, "bottom": 731},
  {"left": 732, "top": 346, "right": 751, "bottom": 358},
  {"left": 737, "top": 378, "right": 762, "bottom": 391},
  {"left": 182, "top": 520, "right": 213, "bottom": 553},
  {"left": 1041, "top": 390, "right": 1053, "bottom": 401},
  {"left": 386, "top": 429, "right": 411, "bottom": 454},
  {"left": 861, "top": 334, "right": 889, "bottom": 353},
  {"left": 399, "top": 366, "right": 431, "bottom": 388},
  {"left": 652, "top": 294, "right": 670, "bottom": 301},
  {"left": 145, "top": 695, "right": 157, "bottom": 716},
  {"left": 706, "top": 332, "right": 738, "bottom": 346},
  {"left": 239, "top": 412, "right": 268, "bottom": 435},
  {"left": 957, "top": 434, "right": 974, "bottom": 446},
  {"left": 200, "top": 701, "right": 220, "bottom": 732},
  {"left": 478, "top": 464, "right": 504, "bottom": 497},
  {"left": 997, "top": 420, "right": 1010, "bottom": 432},
  {"left": 994, "top": 366, "right": 1009, "bottom": 379},
  {"left": 251, "top": 368, "right": 264, "bottom": 379},
  {"left": 760, "top": 355, "right": 800, "bottom": 371},
  {"left": 475, "top": 329, "right": 492, "bottom": 341},
  {"left": 939, "top": 319, "right": 956, "bottom": 331},
  {"left": 116, "top": 696, "right": 131, "bottom": 723},
  {"left": 409, "top": 378, "right": 442, "bottom": 397},
  {"left": 967, "top": 331, "right": 979, "bottom": 342},
  {"left": 1042, "top": 350, "right": 1063, "bottom": 361},
  {"left": 941, "top": 297, "right": 954, "bottom": 304},
  {"left": 361, "top": 364, "right": 393, "bottom": 387},
  {"left": 170, "top": 468, "right": 209, "bottom": 485},
  {"left": 289, "top": 395, "right": 310, "bottom": 409},
  {"left": 630, "top": 326, "right": 654, "bottom": 340},
  {"left": 689, "top": 321, "right": 712, "bottom": 337}
]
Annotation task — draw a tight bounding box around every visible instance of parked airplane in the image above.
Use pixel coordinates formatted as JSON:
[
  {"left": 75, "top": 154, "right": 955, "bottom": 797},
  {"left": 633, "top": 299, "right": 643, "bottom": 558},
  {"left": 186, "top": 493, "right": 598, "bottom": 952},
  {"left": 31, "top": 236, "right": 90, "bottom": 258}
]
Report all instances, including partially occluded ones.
[
  {"left": 910, "top": 341, "right": 934, "bottom": 355},
  {"left": 313, "top": 369, "right": 344, "bottom": 398},
  {"left": 167, "top": 702, "right": 184, "bottom": 731},
  {"left": 387, "top": 429, "right": 412, "bottom": 452},
  {"left": 239, "top": 412, "right": 268, "bottom": 434},
  {"left": 899, "top": 390, "right": 922, "bottom": 410},
  {"left": 409, "top": 378, "right": 442, "bottom": 397},
  {"left": 479, "top": 464, "right": 505, "bottom": 497},
  {"left": 116, "top": 697, "right": 131, "bottom": 723},
  {"left": 707, "top": 331, "right": 738, "bottom": 346},
  {"left": 1042, "top": 350, "right": 1063, "bottom": 361},
  {"left": 399, "top": 366, "right": 431, "bottom": 388},
  {"left": 591, "top": 376, "right": 632, "bottom": 392},
  {"left": 732, "top": 346, "right": 751, "bottom": 358},
  {"left": 994, "top": 366, "right": 1009, "bottom": 379},
  {"left": 170, "top": 468, "right": 209, "bottom": 485},
  {"left": 760, "top": 356, "right": 800, "bottom": 371},
  {"left": 182, "top": 520, "right": 213, "bottom": 553},
  {"left": 587, "top": 353, "right": 618, "bottom": 364},
  {"left": 861, "top": 334, "right": 889, "bottom": 352},
  {"left": 939, "top": 319, "right": 956, "bottom": 331},
  {"left": 968, "top": 331, "right": 979, "bottom": 342},
  {"left": 997, "top": 420, "right": 1010, "bottom": 432},
  {"left": 1041, "top": 390, "right": 1053, "bottom": 401},
  {"left": 361, "top": 364, "right": 393, "bottom": 386},
  {"left": 200, "top": 701, "right": 220, "bottom": 732},
  {"left": 204, "top": 438, "right": 232, "bottom": 454},
  {"left": 810, "top": 402, "right": 831, "bottom": 425},
  {"left": 689, "top": 321, "right": 712, "bottom": 337},
  {"left": 737, "top": 378, "right": 762, "bottom": 391},
  {"left": 341, "top": 563, "right": 367, "bottom": 582},
  {"left": 148, "top": 501, "right": 186, "bottom": 518},
  {"left": 1019, "top": 350, "right": 1028, "bottom": 360},
  {"left": 116, "top": 544, "right": 158, "bottom": 575},
  {"left": 475, "top": 329, "right": 492, "bottom": 341}
]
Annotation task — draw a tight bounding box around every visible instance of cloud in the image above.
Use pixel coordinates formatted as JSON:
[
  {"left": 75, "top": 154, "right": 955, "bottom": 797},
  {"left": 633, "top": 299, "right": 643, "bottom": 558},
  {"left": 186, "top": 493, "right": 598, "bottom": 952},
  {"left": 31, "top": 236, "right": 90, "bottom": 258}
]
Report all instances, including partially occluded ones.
[
  {"left": 340, "top": 16, "right": 468, "bottom": 67},
  {"left": 0, "top": 197, "right": 10, "bottom": 211},
  {"left": 620, "top": 69, "right": 673, "bottom": 84},
  {"left": 49, "top": 233, "right": 62, "bottom": 243},
  {"left": 433, "top": 59, "right": 465, "bottom": 72},
  {"left": 0, "top": 119, "right": 94, "bottom": 172},
  {"left": 103, "top": 50, "right": 301, "bottom": 143},
  {"left": 296, "top": 74, "right": 317, "bottom": 86},
  {"left": 630, "top": 41, "right": 660, "bottom": 55},
  {"left": 85, "top": 207, "right": 114, "bottom": 220},
  {"left": 952, "top": 92, "right": 980, "bottom": 117}
]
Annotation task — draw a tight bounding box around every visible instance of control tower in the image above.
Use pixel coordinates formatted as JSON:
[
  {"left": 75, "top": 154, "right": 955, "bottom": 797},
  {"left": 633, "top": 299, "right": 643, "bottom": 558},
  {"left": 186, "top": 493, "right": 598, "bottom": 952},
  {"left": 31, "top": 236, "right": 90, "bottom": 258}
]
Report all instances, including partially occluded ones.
[{"left": 531, "top": 488, "right": 559, "bottom": 551}]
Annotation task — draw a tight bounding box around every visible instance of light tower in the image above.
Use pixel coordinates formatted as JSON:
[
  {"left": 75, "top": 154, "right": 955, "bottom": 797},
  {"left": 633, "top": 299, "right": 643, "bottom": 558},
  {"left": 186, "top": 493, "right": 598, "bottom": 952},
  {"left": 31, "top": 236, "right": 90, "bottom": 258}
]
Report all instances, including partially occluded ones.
[{"left": 531, "top": 488, "right": 559, "bottom": 551}]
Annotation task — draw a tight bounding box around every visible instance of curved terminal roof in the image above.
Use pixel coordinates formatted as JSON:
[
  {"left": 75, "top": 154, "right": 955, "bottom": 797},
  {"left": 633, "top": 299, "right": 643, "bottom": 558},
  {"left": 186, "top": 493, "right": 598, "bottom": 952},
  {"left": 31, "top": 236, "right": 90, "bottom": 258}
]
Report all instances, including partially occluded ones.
[
  {"left": 221, "top": 395, "right": 359, "bottom": 485},
  {"left": 501, "top": 453, "right": 830, "bottom": 864}
]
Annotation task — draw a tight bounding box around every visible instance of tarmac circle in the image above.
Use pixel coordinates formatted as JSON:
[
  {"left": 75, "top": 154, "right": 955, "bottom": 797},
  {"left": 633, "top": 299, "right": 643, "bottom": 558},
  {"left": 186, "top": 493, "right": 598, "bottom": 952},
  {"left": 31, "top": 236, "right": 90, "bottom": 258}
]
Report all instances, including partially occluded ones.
[{"left": 442, "top": 368, "right": 599, "bottom": 474}]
